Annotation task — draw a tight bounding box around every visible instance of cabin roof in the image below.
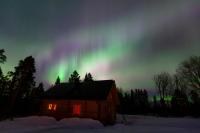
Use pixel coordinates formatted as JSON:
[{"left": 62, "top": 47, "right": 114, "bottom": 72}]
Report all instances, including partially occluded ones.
[{"left": 42, "top": 80, "right": 115, "bottom": 100}]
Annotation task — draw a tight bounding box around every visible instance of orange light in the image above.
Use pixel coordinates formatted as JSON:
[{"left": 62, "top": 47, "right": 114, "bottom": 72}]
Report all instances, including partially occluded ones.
[
  {"left": 53, "top": 104, "right": 57, "bottom": 110},
  {"left": 48, "top": 104, "right": 57, "bottom": 111},
  {"left": 48, "top": 104, "right": 52, "bottom": 110},
  {"left": 73, "top": 104, "right": 81, "bottom": 115}
]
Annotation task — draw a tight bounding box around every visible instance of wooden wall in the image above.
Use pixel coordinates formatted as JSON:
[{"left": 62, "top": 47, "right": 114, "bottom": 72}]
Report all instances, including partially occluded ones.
[{"left": 40, "top": 87, "right": 118, "bottom": 124}]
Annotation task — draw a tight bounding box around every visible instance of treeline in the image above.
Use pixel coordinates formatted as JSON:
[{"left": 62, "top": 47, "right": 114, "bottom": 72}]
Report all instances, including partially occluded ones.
[
  {"left": 1, "top": 48, "right": 200, "bottom": 118},
  {"left": 0, "top": 49, "right": 94, "bottom": 120},
  {"left": 117, "top": 88, "right": 200, "bottom": 117},
  {"left": 0, "top": 49, "right": 44, "bottom": 120},
  {"left": 118, "top": 56, "right": 200, "bottom": 117},
  {"left": 118, "top": 89, "right": 149, "bottom": 114},
  {"left": 153, "top": 55, "right": 200, "bottom": 117}
]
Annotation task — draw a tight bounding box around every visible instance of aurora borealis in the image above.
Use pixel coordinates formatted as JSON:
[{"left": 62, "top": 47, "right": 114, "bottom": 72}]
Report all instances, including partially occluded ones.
[{"left": 0, "top": 0, "right": 200, "bottom": 91}]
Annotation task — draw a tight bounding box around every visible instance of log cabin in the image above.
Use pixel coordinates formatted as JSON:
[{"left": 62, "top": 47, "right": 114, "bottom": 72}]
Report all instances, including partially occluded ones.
[{"left": 40, "top": 80, "right": 119, "bottom": 125}]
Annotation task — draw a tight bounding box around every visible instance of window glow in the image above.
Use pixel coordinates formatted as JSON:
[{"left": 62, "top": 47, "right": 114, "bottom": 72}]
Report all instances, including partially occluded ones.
[
  {"left": 48, "top": 104, "right": 57, "bottom": 111},
  {"left": 73, "top": 104, "right": 81, "bottom": 115}
]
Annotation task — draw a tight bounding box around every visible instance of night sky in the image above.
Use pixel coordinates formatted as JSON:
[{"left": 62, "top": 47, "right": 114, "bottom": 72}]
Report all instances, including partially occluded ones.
[{"left": 0, "top": 0, "right": 200, "bottom": 91}]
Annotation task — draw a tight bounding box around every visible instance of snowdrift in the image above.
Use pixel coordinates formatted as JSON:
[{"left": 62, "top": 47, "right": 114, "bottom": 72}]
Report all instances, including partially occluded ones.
[{"left": 0, "top": 115, "right": 200, "bottom": 133}]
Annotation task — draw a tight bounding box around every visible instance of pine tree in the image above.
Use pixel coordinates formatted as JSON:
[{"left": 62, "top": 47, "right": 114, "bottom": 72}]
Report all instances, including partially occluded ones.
[
  {"left": 0, "top": 49, "right": 7, "bottom": 96},
  {"left": 84, "top": 73, "right": 93, "bottom": 82},
  {"left": 69, "top": 70, "right": 81, "bottom": 83},
  {"left": 0, "top": 49, "right": 6, "bottom": 64},
  {"left": 9, "top": 56, "right": 36, "bottom": 118},
  {"left": 20, "top": 56, "right": 36, "bottom": 98},
  {"left": 55, "top": 76, "right": 60, "bottom": 85},
  {"left": 10, "top": 56, "right": 36, "bottom": 98}
]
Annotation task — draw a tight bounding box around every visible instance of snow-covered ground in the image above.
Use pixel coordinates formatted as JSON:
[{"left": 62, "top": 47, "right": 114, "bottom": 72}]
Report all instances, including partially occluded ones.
[{"left": 0, "top": 115, "right": 200, "bottom": 133}]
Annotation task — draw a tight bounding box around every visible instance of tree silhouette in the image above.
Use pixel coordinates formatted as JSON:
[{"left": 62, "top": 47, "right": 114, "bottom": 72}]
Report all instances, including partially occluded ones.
[
  {"left": 173, "top": 74, "right": 187, "bottom": 93},
  {"left": 84, "top": 73, "right": 93, "bottom": 82},
  {"left": 190, "top": 90, "right": 200, "bottom": 105},
  {"left": 177, "top": 56, "right": 200, "bottom": 91},
  {"left": 69, "top": 70, "right": 81, "bottom": 83},
  {"left": 0, "top": 49, "right": 7, "bottom": 96},
  {"left": 0, "top": 70, "right": 11, "bottom": 97},
  {"left": 31, "top": 82, "right": 44, "bottom": 98},
  {"left": 171, "top": 88, "right": 189, "bottom": 116},
  {"left": 29, "top": 82, "right": 44, "bottom": 115},
  {"left": 0, "top": 68, "right": 4, "bottom": 95},
  {"left": 55, "top": 76, "right": 60, "bottom": 85},
  {"left": 117, "top": 88, "right": 149, "bottom": 115},
  {"left": 190, "top": 90, "right": 200, "bottom": 116},
  {"left": 153, "top": 95, "right": 158, "bottom": 115},
  {"left": 9, "top": 56, "right": 36, "bottom": 118},
  {"left": 0, "top": 49, "right": 6, "bottom": 64},
  {"left": 19, "top": 56, "right": 36, "bottom": 98},
  {"left": 154, "top": 72, "right": 171, "bottom": 100},
  {"left": 134, "top": 89, "right": 149, "bottom": 114}
]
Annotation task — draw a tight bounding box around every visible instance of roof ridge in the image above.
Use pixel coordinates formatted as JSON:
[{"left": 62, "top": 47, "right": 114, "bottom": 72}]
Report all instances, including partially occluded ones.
[{"left": 42, "top": 80, "right": 115, "bottom": 100}]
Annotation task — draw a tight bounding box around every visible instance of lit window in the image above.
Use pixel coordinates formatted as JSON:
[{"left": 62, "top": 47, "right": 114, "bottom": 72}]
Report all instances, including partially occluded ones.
[
  {"left": 48, "top": 104, "right": 57, "bottom": 111},
  {"left": 48, "top": 104, "right": 52, "bottom": 110},
  {"left": 73, "top": 104, "right": 81, "bottom": 115}
]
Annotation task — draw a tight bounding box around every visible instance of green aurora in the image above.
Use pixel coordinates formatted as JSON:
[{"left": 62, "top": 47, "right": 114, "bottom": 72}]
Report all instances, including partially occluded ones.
[{"left": 0, "top": 0, "right": 200, "bottom": 92}]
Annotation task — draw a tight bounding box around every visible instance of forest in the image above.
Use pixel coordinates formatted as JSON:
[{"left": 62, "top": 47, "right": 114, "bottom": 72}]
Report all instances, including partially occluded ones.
[
  {"left": 118, "top": 55, "right": 200, "bottom": 117},
  {"left": 0, "top": 49, "right": 200, "bottom": 121}
]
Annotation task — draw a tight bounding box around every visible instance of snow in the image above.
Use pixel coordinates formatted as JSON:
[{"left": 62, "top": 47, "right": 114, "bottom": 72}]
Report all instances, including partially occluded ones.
[{"left": 0, "top": 115, "right": 200, "bottom": 133}]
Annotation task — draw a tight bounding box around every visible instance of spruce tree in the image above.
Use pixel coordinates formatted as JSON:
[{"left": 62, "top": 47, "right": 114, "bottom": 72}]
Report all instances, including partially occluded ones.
[
  {"left": 0, "top": 49, "right": 6, "bottom": 64},
  {"left": 84, "top": 73, "right": 93, "bottom": 82},
  {"left": 55, "top": 76, "right": 60, "bottom": 85},
  {"left": 9, "top": 56, "right": 36, "bottom": 118},
  {"left": 69, "top": 70, "right": 81, "bottom": 83}
]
